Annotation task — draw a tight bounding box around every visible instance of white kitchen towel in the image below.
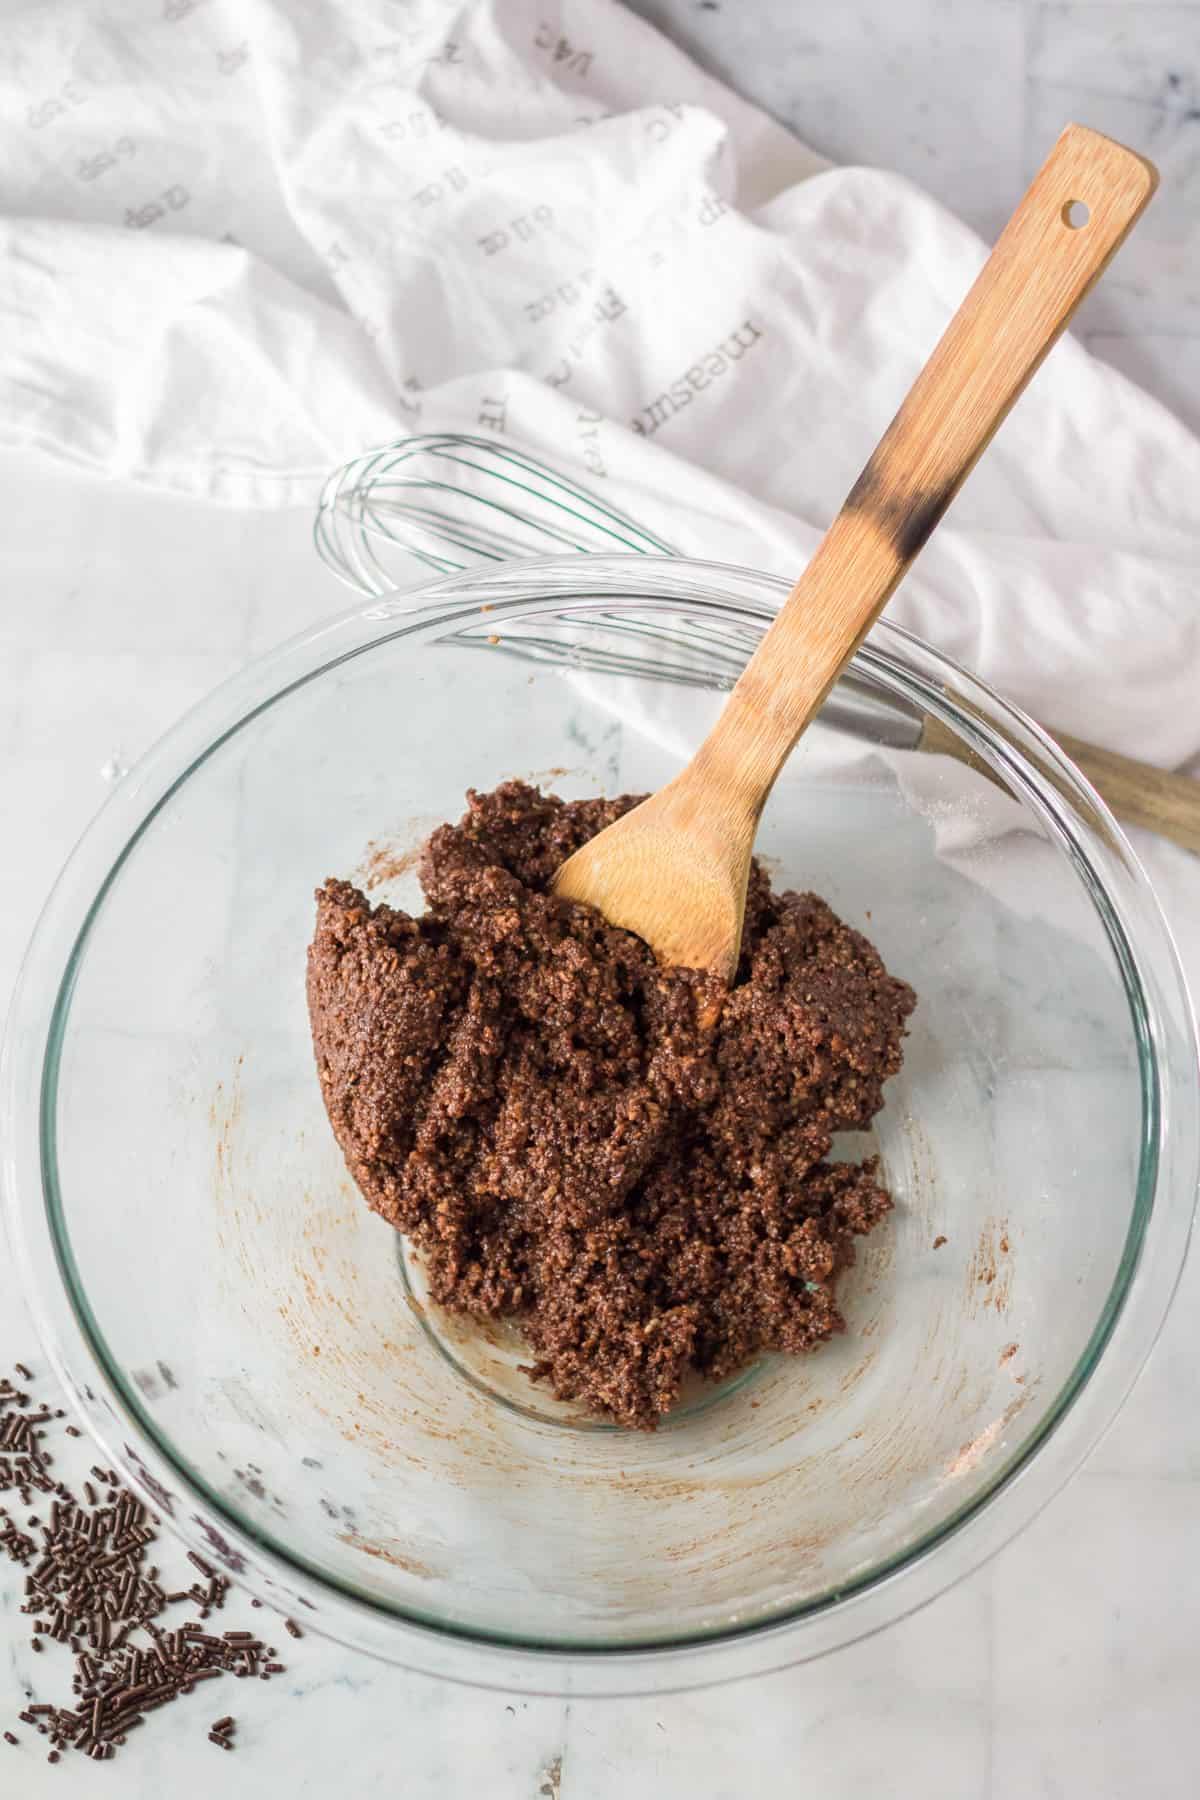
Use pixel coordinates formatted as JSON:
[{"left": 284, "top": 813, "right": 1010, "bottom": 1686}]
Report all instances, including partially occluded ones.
[{"left": 2, "top": 1, "right": 1198, "bottom": 897}]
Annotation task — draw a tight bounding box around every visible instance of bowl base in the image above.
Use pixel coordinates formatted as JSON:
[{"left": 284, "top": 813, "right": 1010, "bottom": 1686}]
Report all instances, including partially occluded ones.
[{"left": 396, "top": 1236, "right": 763, "bottom": 1431}]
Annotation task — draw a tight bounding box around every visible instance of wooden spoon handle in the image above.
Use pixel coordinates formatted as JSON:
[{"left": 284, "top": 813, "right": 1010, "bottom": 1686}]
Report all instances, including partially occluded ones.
[{"left": 706, "top": 124, "right": 1158, "bottom": 806}]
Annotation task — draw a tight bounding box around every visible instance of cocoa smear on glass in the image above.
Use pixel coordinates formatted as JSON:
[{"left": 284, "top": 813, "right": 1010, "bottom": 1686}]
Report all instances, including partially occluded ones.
[{"left": 307, "top": 783, "right": 916, "bottom": 1430}]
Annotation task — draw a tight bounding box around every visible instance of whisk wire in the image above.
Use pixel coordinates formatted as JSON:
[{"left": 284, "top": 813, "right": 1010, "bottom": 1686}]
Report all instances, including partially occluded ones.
[{"left": 314, "top": 431, "right": 676, "bottom": 595}]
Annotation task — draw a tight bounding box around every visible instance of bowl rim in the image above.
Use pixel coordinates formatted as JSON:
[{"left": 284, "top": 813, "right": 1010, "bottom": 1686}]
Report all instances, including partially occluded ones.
[{"left": 4, "top": 553, "right": 1197, "bottom": 1693}]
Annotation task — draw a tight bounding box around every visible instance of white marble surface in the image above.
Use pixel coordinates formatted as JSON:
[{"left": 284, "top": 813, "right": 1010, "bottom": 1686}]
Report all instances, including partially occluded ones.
[{"left": 3, "top": 4, "right": 1200, "bottom": 1796}]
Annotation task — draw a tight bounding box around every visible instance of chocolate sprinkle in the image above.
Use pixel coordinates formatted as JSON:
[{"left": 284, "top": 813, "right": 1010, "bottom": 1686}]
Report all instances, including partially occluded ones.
[{"left": 1, "top": 1364, "right": 291, "bottom": 1764}]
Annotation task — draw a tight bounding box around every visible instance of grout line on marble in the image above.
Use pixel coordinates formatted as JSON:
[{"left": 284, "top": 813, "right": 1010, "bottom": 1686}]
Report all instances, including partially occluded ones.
[
  {"left": 542, "top": 1698, "right": 570, "bottom": 1800},
  {"left": 1031, "top": 73, "right": 1183, "bottom": 112},
  {"left": 983, "top": 1572, "right": 997, "bottom": 1800},
  {"left": 1021, "top": 0, "right": 1034, "bottom": 210}
]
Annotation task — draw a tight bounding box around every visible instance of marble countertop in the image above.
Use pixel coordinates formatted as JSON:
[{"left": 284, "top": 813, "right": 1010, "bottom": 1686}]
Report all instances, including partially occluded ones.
[{"left": 3, "top": 3, "right": 1200, "bottom": 1796}]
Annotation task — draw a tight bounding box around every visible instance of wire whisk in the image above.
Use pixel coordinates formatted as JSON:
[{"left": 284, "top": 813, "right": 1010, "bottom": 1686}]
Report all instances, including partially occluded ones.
[
  {"left": 314, "top": 432, "right": 675, "bottom": 596},
  {"left": 311, "top": 430, "right": 1200, "bottom": 852},
  {"left": 313, "top": 426, "right": 925, "bottom": 740}
]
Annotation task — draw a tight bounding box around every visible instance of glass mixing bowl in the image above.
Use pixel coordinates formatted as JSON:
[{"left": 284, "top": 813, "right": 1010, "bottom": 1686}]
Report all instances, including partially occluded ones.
[{"left": 3, "top": 556, "right": 1197, "bottom": 1694}]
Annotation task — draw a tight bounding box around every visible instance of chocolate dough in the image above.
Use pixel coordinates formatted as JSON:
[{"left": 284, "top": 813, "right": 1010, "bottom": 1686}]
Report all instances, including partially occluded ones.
[{"left": 307, "top": 782, "right": 915, "bottom": 1429}]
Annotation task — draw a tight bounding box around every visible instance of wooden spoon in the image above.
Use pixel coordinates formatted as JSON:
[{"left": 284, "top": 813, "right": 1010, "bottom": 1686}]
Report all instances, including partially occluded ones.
[{"left": 553, "top": 124, "right": 1158, "bottom": 979}]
